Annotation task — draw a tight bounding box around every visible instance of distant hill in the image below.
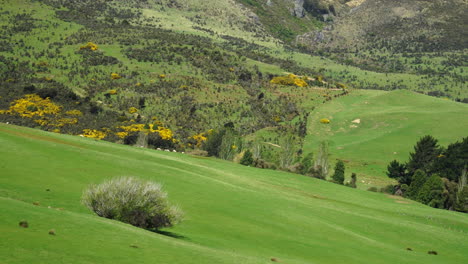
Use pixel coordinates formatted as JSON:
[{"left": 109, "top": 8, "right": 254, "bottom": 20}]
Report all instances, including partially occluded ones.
[{"left": 298, "top": 0, "right": 468, "bottom": 52}]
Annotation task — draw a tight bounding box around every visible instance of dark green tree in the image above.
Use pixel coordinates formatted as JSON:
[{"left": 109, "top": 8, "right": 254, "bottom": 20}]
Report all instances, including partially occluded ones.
[
  {"left": 332, "top": 160, "right": 345, "bottom": 184},
  {"left": 442, "top": 178, "right": 458, "bottom": 210},
  {"left": 406, "top": 170, "right": 428, "bottom": 199},
  {"left": 203, "top": 129, "right": 226, "bottom": 157},
  {"left": 406, "top": 135, "right": 442, "bottom": 175},
  {"left": 432, "top": 137, "right": 468, "bottom": 182},
  {"left": 386, "top": 160, "right": 410, "bottom": 184},
  {"left": 417, "top": 174, "right": 445, "bottom": 208},
  {"left": 240, "top": 150, "right": 254, "bottom": 166}
]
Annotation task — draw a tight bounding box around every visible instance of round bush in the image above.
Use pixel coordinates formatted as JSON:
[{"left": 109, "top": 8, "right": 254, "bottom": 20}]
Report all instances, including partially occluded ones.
[{"left": 82, "top": 177, "right": 183, "bottom": 230}]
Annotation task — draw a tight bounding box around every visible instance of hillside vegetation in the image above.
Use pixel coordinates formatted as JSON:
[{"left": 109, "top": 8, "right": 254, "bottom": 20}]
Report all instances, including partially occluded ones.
[{"left": 1, "top": 123, "right": 468, "bottom": 264}]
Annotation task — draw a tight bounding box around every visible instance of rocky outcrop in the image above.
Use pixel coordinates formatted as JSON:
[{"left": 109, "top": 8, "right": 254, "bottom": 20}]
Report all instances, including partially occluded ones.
[{"left": 292, "top": 0, "right": 305, "bottom": 18}]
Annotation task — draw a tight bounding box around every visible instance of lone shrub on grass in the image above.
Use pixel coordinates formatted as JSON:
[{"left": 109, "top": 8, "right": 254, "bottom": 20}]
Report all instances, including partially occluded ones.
[{"left": 82, "top": 177, "right": 183, "bottom": 230}]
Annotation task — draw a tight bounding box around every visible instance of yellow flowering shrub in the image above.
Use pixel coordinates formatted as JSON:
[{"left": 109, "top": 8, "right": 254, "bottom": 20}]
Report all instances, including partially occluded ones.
[
  {"left": 1, "top": 94, "right": 61, "bottom": 118},
  {"left": 111, "top": 73, "right": 122, "bottom": 80},
  {"left": 119, "top": 124, "right": 145, "bottom": 132},
  {"left": 159, "top": 74, "right": 166, "bottom": 79},
  {"left": 320, "top": 118, "right": 330, "bottom": 124},
  {"left": 56, "top": 118, "right": 79, "bottom": 126},
  {"left": 191, "top": 133, "right": 207, "bottom": 147},
  {"left": 108, "top": 89, "right": 118, "bottom": 95},
  {"left": 153, "top": 125, "right": 173, "bottom": 140},
  {"left": 293, "top": 78, "right": 308, "bottom": 87},
  {"left": 270, "top": 74, "right": 308, "bottom": 87},
  {"left": 65, "top": 110, "right": 83, "bottom": 116},
  {"left": 128, "top": 107, "right": 138, "bottom": 114},
  {"left": 0, "top": 94, "right": 83, "bottom": 130},
  {"left": 115, "top": 131, "right": 129, "bottom": 139},
  {"left": 117, "top": 123, "right": 175, "bottom": 141},
  {"left": 82, "top": 129, "right": 106, "bottom": 140},
  {"left": 80, "top": 42, "right": 98, "bottom": 51}
]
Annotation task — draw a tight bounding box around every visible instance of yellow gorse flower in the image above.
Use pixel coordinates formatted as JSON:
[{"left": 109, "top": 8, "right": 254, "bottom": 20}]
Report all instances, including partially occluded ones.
[
  {"left": 111, "top": 73, "right": 122, "bottom": 80},
  {"left": 270, "top": 74, "right": 308, "bottom": 87},
  {"left": 191, "top": 133, "right": 207, "bottom": 147},
  {"left": 80, "top": 42, "right": 98, "bottom": 51},
  {"left": 1, "top": 94, "right": 61, "bottom": 118},
  {"left": 82, "top": 129, "right": 106, "bottom": 140}
]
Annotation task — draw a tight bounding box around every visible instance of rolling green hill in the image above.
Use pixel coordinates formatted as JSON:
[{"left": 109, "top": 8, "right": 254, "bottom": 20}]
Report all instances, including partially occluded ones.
[
  {"left": 1, "top": 123, "right": 468, "bottom": 263},
  {"left": 303, "top": 89, "right": 468, "bottom": 187}
]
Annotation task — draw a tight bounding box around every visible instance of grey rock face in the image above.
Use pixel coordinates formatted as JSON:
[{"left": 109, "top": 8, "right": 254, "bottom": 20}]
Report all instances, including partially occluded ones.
[{"left": 292, "top": 0, "right": 305, "bottom": 18}]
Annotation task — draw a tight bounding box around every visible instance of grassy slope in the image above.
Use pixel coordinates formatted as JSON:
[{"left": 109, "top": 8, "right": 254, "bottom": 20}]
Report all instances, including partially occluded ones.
[
  {"left": 1, "top": 123, "right": 467, "bottom": 264},
  {"left": 303, "top": 89, "right": 468, "bottom": 187}
]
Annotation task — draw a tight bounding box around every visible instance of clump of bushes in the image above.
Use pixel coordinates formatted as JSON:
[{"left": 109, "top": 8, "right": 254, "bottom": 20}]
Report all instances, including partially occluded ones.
[{"left": 82, "top": 177, "right": 183, "bottom": 230}]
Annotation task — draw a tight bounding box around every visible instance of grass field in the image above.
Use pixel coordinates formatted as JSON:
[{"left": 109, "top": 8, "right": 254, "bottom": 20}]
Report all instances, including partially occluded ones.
[
  {"left": 1, "top": 123, "right": 467, "bottom": 263},
  {"left": 303, "top": 89, "right": 468, "bottom": 188}
]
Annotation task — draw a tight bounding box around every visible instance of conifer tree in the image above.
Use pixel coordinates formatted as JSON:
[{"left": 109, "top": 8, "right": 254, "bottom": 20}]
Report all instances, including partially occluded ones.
[
  {"left": 386, "top": 160, "right": 410, "bottom": 184},
  {"left": 433, "top": 137, "right": 468, "bottom": 182},
  {"left": 406, "top": 135, "right": 441, "bottom": 175},
  {"left": 332, "top": 160, "right": 345, "bottom": 184}
]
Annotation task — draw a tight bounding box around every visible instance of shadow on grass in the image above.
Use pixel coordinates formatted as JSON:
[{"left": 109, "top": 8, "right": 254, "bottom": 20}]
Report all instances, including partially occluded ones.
[{"left": 151, "top": 229, "right": 189, "bottom": 240}]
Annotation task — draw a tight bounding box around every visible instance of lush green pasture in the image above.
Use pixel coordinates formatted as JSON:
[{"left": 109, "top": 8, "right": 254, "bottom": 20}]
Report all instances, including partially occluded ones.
[
  {"left": 1, "top": 123, "right": 467, "bottom": 264},
  {"left": 304, "top": 89, "right": 468, "bottom": 188}
]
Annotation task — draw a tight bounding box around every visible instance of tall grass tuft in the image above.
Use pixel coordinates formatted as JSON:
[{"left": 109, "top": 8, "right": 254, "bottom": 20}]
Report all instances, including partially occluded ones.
[{"left": 82, "top": 177, "right": 183, "bottom": 230}]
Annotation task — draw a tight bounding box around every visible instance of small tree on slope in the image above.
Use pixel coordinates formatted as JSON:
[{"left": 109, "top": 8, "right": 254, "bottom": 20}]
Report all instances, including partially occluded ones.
[{"left": 332, "top": 160, "right": 345, "bottom": 184}]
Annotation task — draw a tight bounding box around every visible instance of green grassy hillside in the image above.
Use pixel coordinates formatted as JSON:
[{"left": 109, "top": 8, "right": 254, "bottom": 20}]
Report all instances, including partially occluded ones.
[
  {"left": 1, "top": 123, "right": 467, "bottom": 263},
  {"left": 303, "top": 89, "right": 468, "bottom": 187}
]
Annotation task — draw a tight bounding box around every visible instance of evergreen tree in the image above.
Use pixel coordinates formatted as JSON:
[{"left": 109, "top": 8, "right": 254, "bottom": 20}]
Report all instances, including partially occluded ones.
[
  {"left": 406, "top": 170, "right": 428, "bottom": 199},
  {"left": 417, "top": 174, "right": 445, "bottom": 208},
  {"left": 433, "top": 137, "right": 468, "bottom": 182},
  {"left": 386, "top": 160, "right": 410, "bottom": 184},
  {"left": 203, "top": 129, "right": 225, "bottom": 157},
  {"left": 406, "top": 135, "right": 442, "bottom": 175},
  {"left": 332, "top": 160, "right": 345, "bottom": 184},
  {"left": 240, "top": 150, "right": 253, "bottom": 166}
]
